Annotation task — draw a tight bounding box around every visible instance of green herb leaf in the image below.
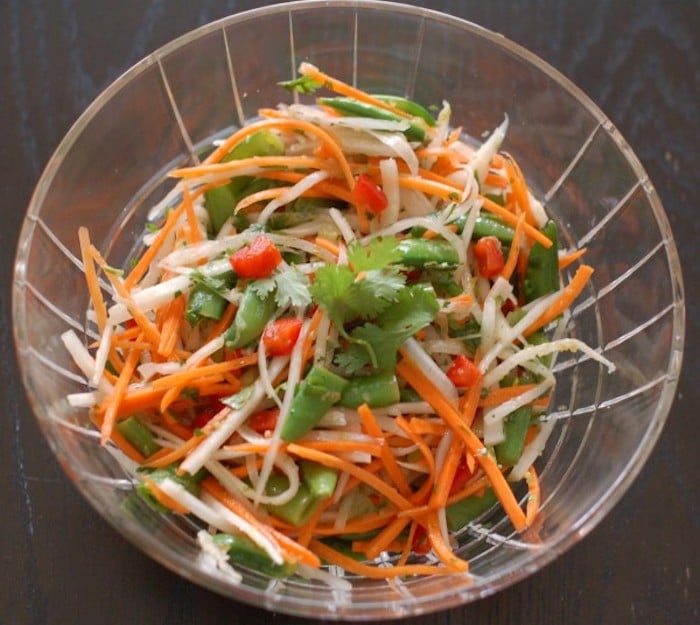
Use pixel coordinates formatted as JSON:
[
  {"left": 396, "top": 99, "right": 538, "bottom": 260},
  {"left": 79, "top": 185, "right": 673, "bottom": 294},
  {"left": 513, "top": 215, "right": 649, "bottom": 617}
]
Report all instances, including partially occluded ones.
[
  {"left": 190, "top": 269, "right": 236, "bottom": 298},
  {"left": 278, "top": 75, "right": 323, "bottom": 94},
  {"left": 347, "top": 237, "right": 402, "bottom": 271},
  {"left": 274, "top": 267, "right": 312, "bottom": 308}
]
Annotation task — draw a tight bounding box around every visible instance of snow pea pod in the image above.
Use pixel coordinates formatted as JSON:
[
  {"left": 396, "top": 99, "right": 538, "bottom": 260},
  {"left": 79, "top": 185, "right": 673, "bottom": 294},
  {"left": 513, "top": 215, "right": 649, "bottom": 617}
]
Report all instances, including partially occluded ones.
[
  {"left": 446, "top": 488, "right": 498, "bottom": 532},
  {"left": 213, "top": 532, "right": 296, "bottom": 577},
  {"left": 318, "top": 97, "right": 427, "bottom": 142},
  {"left": 281, "top": 365, "right": 349, "bottom": 442},
  {"left": 411, "top": 215, "right": 515, "bottom": 244},
  {"left": 523, "top": 219, "right": 559, "bottom": 302},
  {"left": 224, "top": 289, "right": 275, "bottom": 349},
  {"left": 185, "top": 286, "right": 227, "bottom": 326},
  {"left": 300, "top": 460, "right": 338, "bottom": 499},
  {"left": 338, "top": 371, "right": 400, "bottom": 408},
  {"left": 115, "top": 416, "right": 161, "bottom": 457},
  {"left": 494, "top": 406, "right": 533, "bottom": 467},
  {"left": 374, "top": 94, "right": 437, "bottom": 127},
  {"left": 397, "top": 238, "right": 459, "bottom": 268},
  {"left": 265, "top": 474, "right": 318, "bottom": 526}
]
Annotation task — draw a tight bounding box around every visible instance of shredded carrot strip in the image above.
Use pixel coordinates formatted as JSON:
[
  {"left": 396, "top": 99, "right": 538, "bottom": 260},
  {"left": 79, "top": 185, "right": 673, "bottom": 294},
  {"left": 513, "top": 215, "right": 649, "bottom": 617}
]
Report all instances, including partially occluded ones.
[
  {"left": 100, "top": 334, "right": 144, "bottom": 444},
  {"left": 558, "top": 247, "right": 587, "bottom": 270},
  {"left": 425, "top": 513, "right": 469, "bottom": 572},
  {"left": 149, "top": 356, "right": 257, "bottom": 390},
  {"left": 396, "top": 353, "right": 527, "bottom": 532},
  {"left": 207, "top": 302, "right": 237, "bottom": 341},
  {"left": 313, "top": 237, "right": 341, "bottom": 258},
  {"left": 144, "top": 477, "right": 190, "bottom": 514},
  {"left": 478, "top": 384, "right": 540, "bottom": 407},
  {"left": 459, "top": 372, "right": 483, "bottom": 428},
  {"left": 407, "top": 418, "right": 447, "bottom": 437},
  {"left": 182, "top": 185, "right": 203, "bottom": 244},
  {"left": 201, "top": 477, "right": 321, "bottom": 568},
  {"left": 500, "top": 213, "right": 525, "bottom": 282},
  {"left": 358, "top": 515, "right": 412, "bottom": 560},
  {"left": 525, "top": 467, "right": 541, "bottom": 526},
  {"left": 171, "top": 156, "right": 330, "bottom": 181},
  {"left": 357, "top": 404, "right": 412, "bottom": 498},
  {"left": 298, "top": 63, "right": 415, "bottom": 122},
  {"left": 202, "top": 118, "right": 355, "bottom": 190},
  {"left": 503, "top": 152, "right": 536, "bottom": 226},
  {"left": 157, "top": 294, "right": 185, "bottom": 358},
  {"left": 430, "top": 435, "right": 464, "bottom": 509},
  {"left": 309, "top": 539, "right": 452, "bottom": 578},
  {"left": 78, "top": 228, "right": 107, "bottom": 332},
  {"left": 480, "top": 195, "right": 552, "bottom": 248},
  {"left": 483, "top": 171, "right": 509, "bottom": 189},
  {"left": 287, "top": 444, "right": 414, "bottom": 511},
  {"left": 446, "top": 475, "right": 491, "bottom": 505},
  {"left": 254, "top": 170, "right": 355, "bottom": 204},
  {"left": 397, "top": 175, "right": 462, "bottom": 202},
  {"left": 524, "top": 264, "right": 594, "bottom": 337}
]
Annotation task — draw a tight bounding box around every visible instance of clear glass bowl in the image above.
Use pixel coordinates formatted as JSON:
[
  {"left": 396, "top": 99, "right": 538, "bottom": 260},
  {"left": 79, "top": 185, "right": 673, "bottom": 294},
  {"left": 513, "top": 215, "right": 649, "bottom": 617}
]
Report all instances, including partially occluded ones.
[{"left": 12, "top": 0, "right": 684, "bottom": 619}]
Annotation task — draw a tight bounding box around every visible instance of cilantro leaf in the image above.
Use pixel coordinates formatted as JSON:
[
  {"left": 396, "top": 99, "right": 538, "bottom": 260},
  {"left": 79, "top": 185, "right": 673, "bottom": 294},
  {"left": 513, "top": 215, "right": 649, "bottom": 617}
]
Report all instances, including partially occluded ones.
[
  {"left": 274, "top": 267, "right": 311, "bottom": 308},
  {"left": 248, "top": 268, "right": 312, "bottom": 310},
  {"left": 278, "top": 75, "right": 323, "bottom": 94},
  {"left": 335, "top": 286, "right": 440, "bottom": 373},
  {"left": 190, "top": 269, "right": 236, "bottom": 297},
  {"left": 309, "top": 264, "right": 356, "bottom": 328},
  {"left": 347, "top": 237, "right": 402, "bottom": 271}
]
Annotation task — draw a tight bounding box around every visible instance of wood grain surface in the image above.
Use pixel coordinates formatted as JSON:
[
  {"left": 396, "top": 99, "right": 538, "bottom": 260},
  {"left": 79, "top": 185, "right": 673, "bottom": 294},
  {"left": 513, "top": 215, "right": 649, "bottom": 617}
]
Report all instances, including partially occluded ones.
[{"left": 1, "top": 1, "right": 697, "bottom": 624}]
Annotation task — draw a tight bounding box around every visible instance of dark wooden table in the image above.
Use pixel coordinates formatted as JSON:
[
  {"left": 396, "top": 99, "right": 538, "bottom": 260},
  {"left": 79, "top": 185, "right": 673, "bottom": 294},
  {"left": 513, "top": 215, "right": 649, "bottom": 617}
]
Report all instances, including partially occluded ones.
[{"left": 1, "top": 1, "right": 698, "bottom": 623}]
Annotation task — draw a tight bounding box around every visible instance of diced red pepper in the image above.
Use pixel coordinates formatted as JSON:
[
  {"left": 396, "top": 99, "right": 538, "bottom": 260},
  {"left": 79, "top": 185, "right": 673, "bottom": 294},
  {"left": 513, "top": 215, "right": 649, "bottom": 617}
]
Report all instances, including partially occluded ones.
[
  {"left": 248, "top": 408, "right": 280, "bottom": 434},
  {"left": 449, "top": 455, "right": 474, "bottom": 495},
  {"left": 411, "top": 524, "right": 431, "bottom": 555},
  {"left": 190, "top": 396, "right": 226, "bottom": 430},
  {"left": 229, "top": 235, "right": 282, "bottom": 279},
  {"left": 352, "top": 173, "right": 388, "bottom": 216},
  {"left": 446, "top": 354, "right": 481, "bottom": 388},
  {"left": 473, "top": 235, "right": 505, "bottom": 279},
  {"left": 262, "top": 317, "right": 304, "bottom": 356}
]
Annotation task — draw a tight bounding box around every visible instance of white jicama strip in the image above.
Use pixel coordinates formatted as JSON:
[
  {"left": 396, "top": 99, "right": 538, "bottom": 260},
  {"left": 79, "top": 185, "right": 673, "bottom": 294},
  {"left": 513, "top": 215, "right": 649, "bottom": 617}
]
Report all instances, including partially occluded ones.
[
  {"left": 373, "top": 402, "right": 435, "bottom": 416},
  {"left": 137, "top": 361, "right": 183, "bottom": 381},
  {"left": 328, "top": 208, "right": 355, "bottom": 244},
  {"left": 67, "top": 391, "right": 100, "bottom": 408},
  {"left": 433, "top": 430, "right": 454, "bottom": 477},
  {"left": 301, "top": 430, "right": 380, "bottom": 445},
  {"left": 401, "top": 337, "right": 459, "bottom": 407},
  {"left": 397, "top": 461, "right": 431, "bottom": 474},
  {"left": 257, "top": 170, "right": 329, "bottom": 224},
  {"left": 528, "top": 191, "right": 548, "bottom": 228},
  {"left": 478, "top": 290, "right": 560, "bottom": 373},
  {"left": 470, "top": 116, "right": 509, "bottom": 187},
  {"left": 482, "top": 379, "right": 553, "bottom": 445},
  {"left": 509, "top": 417, "right": 557, "bottom": 482},
  {"left": 108, "top": 274, "right": 191, "bottom": 324},
  {"left": 90, "top": 323, "right": 113, "bottom": 386},
  {"left": 196, "top": 530, "right": 243, "bottom": 583},
  {"left": 179, "top": 358, "right": 286, "bottom": 475},
  {"left": 201, "top": 494, "right": 284, "bottom": 565},
  {"left": 317, "top": 409, "right": 347, "bottom": 428},
  {"left": 423, "top": 338, "right": 467, "bottom": 356},
  {"left": 185, "top": 335, "right": 225, "bottom": 369},
  {"left": 160, "top": 234, "right": 248, "bottom": 269},
  {"left": 139, "top": 226, "right": 178, "bottom": 289},
  {"left": 379, "top": 157, "right": 400, "bottom": 228},
  {"left": 398, "top": 188, "right": 435, "bottom": 216},
  {"left": 313, "top": 311, "right": 331, "bottom": 366},
  {"left": 61, "top": 330, "right": 113, "bottom": 395},
  {"left": 367, "top": 130, "right": 419, "bottom": 176},
  {"left": 482, "top": 338, "right": 616, "bottom": 389},
  {"left": 258, "top": 337, "right": 283, "bottom": 410},
  {"left": 253, "top": 319, "right": 310, "bottom": 503}
]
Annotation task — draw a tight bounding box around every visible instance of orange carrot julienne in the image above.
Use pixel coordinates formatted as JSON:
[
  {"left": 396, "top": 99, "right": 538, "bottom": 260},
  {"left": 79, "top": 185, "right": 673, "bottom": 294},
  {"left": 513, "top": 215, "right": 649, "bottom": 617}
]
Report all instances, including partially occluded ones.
[
  {"left": 157, "top": 294, "right": 185, "bottom": 358},
  {"left": 207, "top": 302, "right": 237, "bottom": 341},
  {"left": 202, "top": 118, "right": 355, "bottom": 190},
  {"left": 478, "top": 384, "right": 540, "bottom": 407},
  {"left": 171, "top": 155, "right": 330, "bottom": 180},
  {"left": 182, "top": 185, "right": 203, "bottom": 245},
  {"left": 78, "top": 228, "right": 107, "bottom": 333},
  {"left": 525, "top": 467, "right": 540, "bottom": 526},
  {"left": 480, "top": 195, "right": 552, "bottom": 249},
  {"left": 503, "top": 152, "right": 536, "bottom": 226},
  {"left": 396, "top": 353, "right": 527, "bottom": 532},
  {"left": 357, "top": 404, "right": 412, "bottom": 498},
  {"left": 500, "top": 213, "right": 525, "bottom": 282},
  {"left": 397, "top": 175, "right": 462, "bottom": 202},
  {"left": 524, "top": 264, "right": 594, "bottom": 337},
  {"left": 287, "top": 443, "right": 414, "bottom": 511},
  {"left": 359, "top": 515, "right": 412, "bottom": 560},
  {"left": 309, "top": 539, "right": 452, "bottom": 578},
  {"left": 425, "top": 513, "right": 470, "bottom": 572},
  {"left": 558, "top": 247, "right": 587, "bottom": 270},
  {"left": 143, "top": 477, "right": 190, "bottom": 514},
  {"left": 313, "top": 236, "right": 341, "bottom": 258}
]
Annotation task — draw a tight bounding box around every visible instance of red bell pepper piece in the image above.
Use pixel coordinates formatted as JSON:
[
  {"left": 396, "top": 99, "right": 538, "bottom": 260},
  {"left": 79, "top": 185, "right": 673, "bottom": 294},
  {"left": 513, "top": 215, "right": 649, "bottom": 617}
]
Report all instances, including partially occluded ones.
[
  {"left": 473, "top": 235, "right": 505, "bottom": 279},
  {"left": 262, "top": 317, "right": 304, "bottom": 356},
  {"left": 230, "top": 235, "right": 282, "bottom": 279}
]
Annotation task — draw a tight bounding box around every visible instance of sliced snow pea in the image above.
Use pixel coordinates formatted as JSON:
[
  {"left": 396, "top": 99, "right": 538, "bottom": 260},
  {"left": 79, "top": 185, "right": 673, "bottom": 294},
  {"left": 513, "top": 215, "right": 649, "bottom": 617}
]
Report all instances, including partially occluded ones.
[
  {"left": 338, "top": 371, "right": 400, "bottom": 408},
  {"left": 115, "top": 416, "right": 161, "bottom": 457},
  {"left": 280, "top": 365, "right": 349, "bottom": 442},
  {"left": 318, "top": 97, "right": 427, "bottom": 142},
  {"left": 212, "top": 532, "right": 296, "bottom": 577},
  {"left": 300, "top": 460, "right": 338, "bottom": 499},
  {"left": 265, "top": 474, "right": 318, "bottom": 526},
  {"left": 204, "top": 130, "right": 285, "bottom": 234},
  {"left": 136, "top": 465, "right": 207, "bottom": 512},
  {"left": 523, "top": 219, "right": 559, "bottom": 302},
  {"left": 397, "top": 238, "right": 459, "bottom": 268},
  {"left": 185, "top": 286, "right": 227, "bottom": 326},
  {"left": 267, "top": 197, "right": 338, "bottom": 230},
  {"left": 445, "top": 487, "right": 498, "bottom": 532},
  {"left": 494, "top": 405, "right": 533, "bottom": 467},
  {"left": 224, "top": 289, "right": 276, "bottom": 349},
  {"left": 374, "top": 94, "right": 437, "bottom": 127}
]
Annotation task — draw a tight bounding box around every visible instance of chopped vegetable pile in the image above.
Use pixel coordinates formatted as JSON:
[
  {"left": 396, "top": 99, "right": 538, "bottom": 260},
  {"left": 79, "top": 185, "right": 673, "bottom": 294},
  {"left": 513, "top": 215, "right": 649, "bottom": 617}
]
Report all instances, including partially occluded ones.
[{"left": 64, "top": 62, "right": 614, "bottom": 583}]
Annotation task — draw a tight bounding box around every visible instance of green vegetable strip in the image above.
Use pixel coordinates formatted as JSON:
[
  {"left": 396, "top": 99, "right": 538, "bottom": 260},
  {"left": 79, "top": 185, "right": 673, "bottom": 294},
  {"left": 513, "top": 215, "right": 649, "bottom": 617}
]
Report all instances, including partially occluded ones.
[
  {"left": 374, "top": 94, "right": 437, "bottom": 126},
  {"left": 523, "top": 219, "right": 559, "bottom": 302},
  {"left": 265, "top": 474, "right": 319, "bottom": 526},
  {"left": 185, "top": 286, "right": 227, "bottom": 326},
  {"left": 445, "top": 488, "right": 498, "bottom": 532},
  {"left": 318, "top": 97, "right": 427, "bottom": 142},
  {"left": 115, "top": 416, "right": 161, "bottom": 457},
  {"left": 224, "top": 289, "right": 276, "bottom": 349},
  {"left": 494, "top": 406, "right": 532, "bottom": 466},
  {"left": 338, "top": 371, "right": 401, "bottom": 408},
  {"left": 281, "top": 365, "right": 349, "bottom": 442},
  {"left": 213, "top": 533, "right": 296, "bottom": 577},
  {"left": 300, "top": 460, "right": 339, "bottom": 499},
  {"left": 396, "top": 238, "right": 459, "bottom": 267}
]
